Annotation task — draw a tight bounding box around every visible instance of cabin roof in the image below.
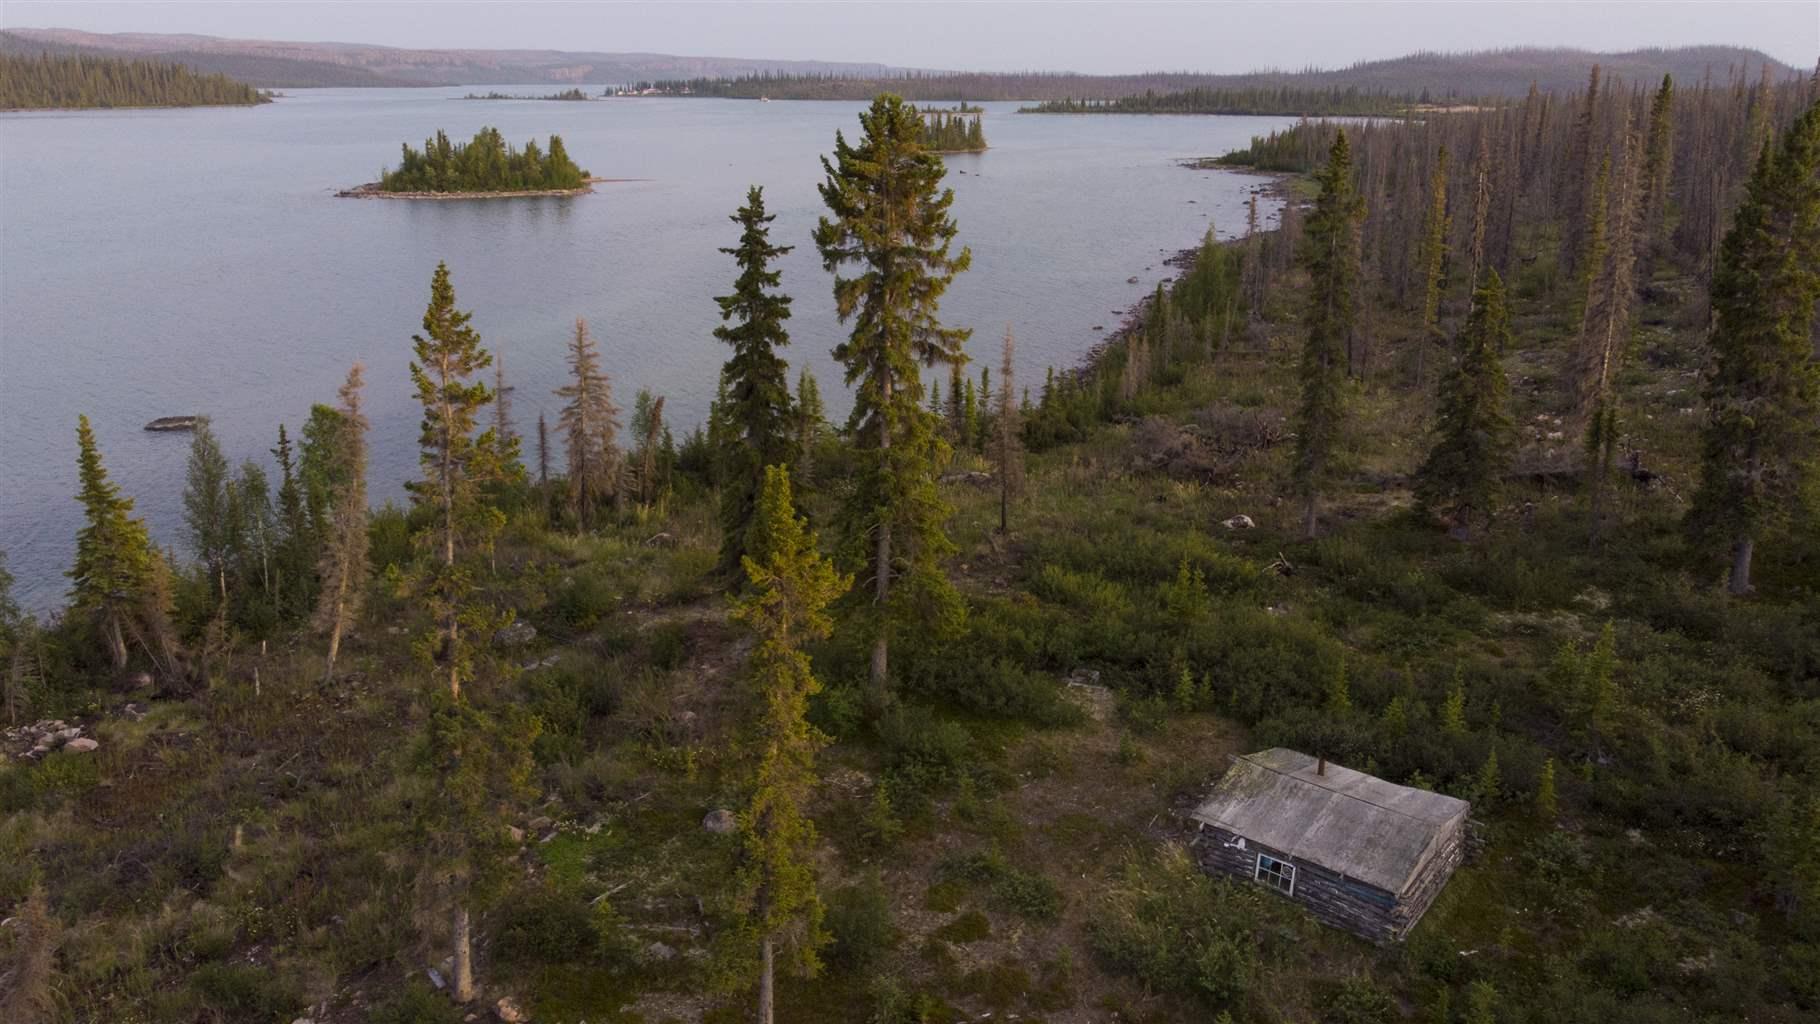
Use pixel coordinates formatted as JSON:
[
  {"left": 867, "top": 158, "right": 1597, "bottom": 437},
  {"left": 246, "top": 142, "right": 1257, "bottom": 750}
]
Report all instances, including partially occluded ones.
[{"left": 1189, "top": 748, "right": 1470, "bottom": 895}]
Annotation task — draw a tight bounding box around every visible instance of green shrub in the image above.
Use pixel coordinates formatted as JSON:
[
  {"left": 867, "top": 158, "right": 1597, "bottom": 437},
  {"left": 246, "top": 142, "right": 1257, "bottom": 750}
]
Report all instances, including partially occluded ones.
[
  {"left": 933, "top": 909, "right": 992, "bottom": 943},
  {"left": 827, "top": 875, "right": 897, "bottom": 972},
  {"left": 188, "top": 962, "right": 303, "bottom": 1023},
  {"left": 937, "top": 850, "right": 1065, "bottom": 921},
  {"left": 370, "top": 980, "right": 467, "bottom": 1024},
  {"left": 1089, "top": 845, "right": 1274, "bottom": 1012},
  {"left": 1325, "top": 974, "right": 1394, "bottom": 1024},
  {"left": 493, "top": 884, "right": 615, "bottom": 965}
]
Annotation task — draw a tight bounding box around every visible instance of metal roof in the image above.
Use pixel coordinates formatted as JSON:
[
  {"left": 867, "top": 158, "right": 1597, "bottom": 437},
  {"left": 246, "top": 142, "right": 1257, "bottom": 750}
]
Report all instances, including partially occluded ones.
[{"left": 1189, "top": 748, "right": 1470, "bottom": 895}]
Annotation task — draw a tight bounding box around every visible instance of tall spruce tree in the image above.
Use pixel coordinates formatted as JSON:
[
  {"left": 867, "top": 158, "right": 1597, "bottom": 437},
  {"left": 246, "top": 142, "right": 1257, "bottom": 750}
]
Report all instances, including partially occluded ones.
[
  {"left": 270, "top": 424, "right": 313, "bottom": 620},
  {"left": 555, "top": 317, "right": 621, "bottom": 530},
  {"left": 813, "top": 93, "right": 972, "bottom": 696},
  {"left": 70, "top": 416, "right": 171, "bottom": 673},
  {"left": 1416, "top": 271, "right": 1516, "bottom": 537},
  {"left": 1416, "top": 146, "right": 1451, "bottom": 394},
  {"left": 714, "top": 186, "right": 799, "bottom": 576},
  {"left": 1637, "top": 75, "right": 1677, "bottom": 281},
  {"left": 313, "top": 363, "right": 370, "bottom": 678},
  {"left": 732, "top": 466, "right": 848, "bottom": 1024},
  {"left": 1580, "top": 116, "right": 1646, "bottom": 543},
  {"left": 405, "top": 261, "right": 504, "bottom": 700},
  {"left": 793, "top": 368, "right": 826, "bottom": 488},
  {"left": 1293, "top": 130, "right": 1366, "bottom": 539},
  {"left": 993, "top": 325, "right": 1025, "bottom": 533},
  {"left": 182, "top": 417, "right": 233, "bottom": 604},
  {"left": 404, "top": 262, "right": 517, "bottom": 1002},
  {"left": 1689, "top": 101, "right": 1820, "bottom": 593}
]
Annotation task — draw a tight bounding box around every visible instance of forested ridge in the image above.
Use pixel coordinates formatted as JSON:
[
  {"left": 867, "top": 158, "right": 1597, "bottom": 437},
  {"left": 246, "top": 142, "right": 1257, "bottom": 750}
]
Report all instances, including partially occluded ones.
[
  {"left": 629, "top": 45, "right": 1791, "bottom": 103},
  {"left": 1021, "top": 85, "right": 1420, "bottom": 116},
  {"left": 3, "top": 64, "right": 1820, "bottom": 1024},
  {"left": 376, "top": 127, "right": 589, "bottom": 193},
  {"left": 0, "top": 50, "right": 269, "bottom": 109}
]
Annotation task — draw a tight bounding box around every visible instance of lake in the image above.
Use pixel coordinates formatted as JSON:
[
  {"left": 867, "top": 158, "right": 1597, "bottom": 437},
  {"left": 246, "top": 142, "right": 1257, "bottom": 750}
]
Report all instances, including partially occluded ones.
[{"left": 0, "top": 89, "right": 1290, "bottom": 610}]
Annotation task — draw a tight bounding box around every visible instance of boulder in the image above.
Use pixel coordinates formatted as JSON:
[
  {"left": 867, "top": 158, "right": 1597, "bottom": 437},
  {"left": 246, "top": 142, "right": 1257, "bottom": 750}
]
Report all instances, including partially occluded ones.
[
  {"left": 495, "top": 996, "right": 527, "bottom": 1023},
  {"left": 645, "top": 940, "right": 678, "bottom": 961},
  {"left": 1222, "top": 514, "right": 1256, "bottom": 529},
  {"left": 702, "top": 809, "right": 737, "bottom": 834},
  {"left": 494, "top": 621, "right": 537, "bottom": 647},
  {"left": 63, "top": 737, "right": 99, "bottom": 753}
]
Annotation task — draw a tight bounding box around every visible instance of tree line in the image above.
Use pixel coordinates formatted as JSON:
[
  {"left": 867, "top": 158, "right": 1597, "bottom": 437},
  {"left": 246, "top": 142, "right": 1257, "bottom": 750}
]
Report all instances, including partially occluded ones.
[
  {"left": 378, "top": 126, "right": 589, "bottom": 193},
  {"left": 0, "top": 51, "right": 270, "bottom": 109},
  {"left": 1021, "top": 85, "right": 1420, "bottom": 117}
]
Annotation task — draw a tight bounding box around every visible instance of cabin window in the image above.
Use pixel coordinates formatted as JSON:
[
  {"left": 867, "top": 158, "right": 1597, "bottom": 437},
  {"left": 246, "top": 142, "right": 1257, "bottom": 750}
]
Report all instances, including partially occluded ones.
[{"left": 1255, "top": 853, "right": 1296, "bottom": 896}]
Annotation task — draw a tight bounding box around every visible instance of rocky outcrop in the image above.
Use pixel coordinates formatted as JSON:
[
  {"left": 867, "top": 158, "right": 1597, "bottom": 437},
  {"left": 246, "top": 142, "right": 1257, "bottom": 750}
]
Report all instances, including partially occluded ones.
[{"left": 4, "top": 719, "right": 98, "bottom": 759}]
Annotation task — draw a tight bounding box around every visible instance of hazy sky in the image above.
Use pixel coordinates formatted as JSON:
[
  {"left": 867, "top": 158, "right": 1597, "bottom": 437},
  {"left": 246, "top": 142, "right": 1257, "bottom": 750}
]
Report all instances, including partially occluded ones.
[{"left": 5, "top": 1, "right": 1817, "bottom": 73}]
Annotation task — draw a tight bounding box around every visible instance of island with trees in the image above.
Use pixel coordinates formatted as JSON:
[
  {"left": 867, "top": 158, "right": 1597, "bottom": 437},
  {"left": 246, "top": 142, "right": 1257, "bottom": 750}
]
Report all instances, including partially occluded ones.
[
  {"left": 918, "top": 107, "right": 987, "bottom": 152},
  {"left": 0, "top": 51, "right": 270, "bottom": 109},
  {"left": 461, "top": 88, "right": 591, "bottom": 101},
  {"left": 338, "top": 126, "right": 595, "bottom": 198}
]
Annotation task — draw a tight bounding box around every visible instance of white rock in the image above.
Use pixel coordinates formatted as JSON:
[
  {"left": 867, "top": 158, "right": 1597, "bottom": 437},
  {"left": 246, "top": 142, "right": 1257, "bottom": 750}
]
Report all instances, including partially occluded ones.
[
  {"left": 1222, "top": 514, "right": 1256, "bottom": 529},
  {"left": 63, "top": 737, "right": 99, "bottom": 753},
  {"left": 495, "top": 995, "right": 528, "bottom": 1023}
]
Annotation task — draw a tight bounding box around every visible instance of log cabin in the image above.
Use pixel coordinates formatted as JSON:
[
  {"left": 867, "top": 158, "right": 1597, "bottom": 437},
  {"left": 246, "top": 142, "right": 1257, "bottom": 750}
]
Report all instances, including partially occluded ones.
[{"left": 1187, "top": 748, "right": 1470, "bottom": 943}]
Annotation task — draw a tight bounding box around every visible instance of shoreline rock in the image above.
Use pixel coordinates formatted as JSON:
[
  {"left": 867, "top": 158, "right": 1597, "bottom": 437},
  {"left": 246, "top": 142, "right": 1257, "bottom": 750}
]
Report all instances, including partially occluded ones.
[{"left": 335, "top": 176, "right": 625, "bottom": 200}]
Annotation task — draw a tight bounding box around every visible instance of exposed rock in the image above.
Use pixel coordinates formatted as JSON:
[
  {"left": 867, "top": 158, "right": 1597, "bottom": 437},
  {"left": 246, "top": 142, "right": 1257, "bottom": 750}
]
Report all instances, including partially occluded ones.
[
  {"left": 645, "top": 531, "right": 678, "bottom": 548},
  {"left": 527, "top": 815, "right": 554, "bottom": 832},
  {"left": 494, "top": 621, "right": 537, "bottom": 647},
  {"left": 426, "top": 967, "right": 445, "bottom": 990},
  {"left": 939, "top": 470, "right": 994, "bottom": 488},
  {"left": 126, "top": 671, "right": 155, "bottom": 689},
  {"left": 1067, "top": 667, "right": 1102, "bottom": 687},
  {"left": 1222, "top": 514, "right": 1256, "bottom": 529},
  {"left": 702, "top": 809, "right": 737, "bottom": 834},
  {"left": 506, "top": 825, "right": 525, "bottom": 843},
  {"left": 1063, "top": 681, "right": 1115, "bottom": 723},
  {"left": 64, "top": 737, "right": 99, "bottom": 753},
  {"left": 495, "top": 996, "right": 527, "bottom": 1023},
  {"left": 645, "top": 940, "right": 678, "bottom": 961}
]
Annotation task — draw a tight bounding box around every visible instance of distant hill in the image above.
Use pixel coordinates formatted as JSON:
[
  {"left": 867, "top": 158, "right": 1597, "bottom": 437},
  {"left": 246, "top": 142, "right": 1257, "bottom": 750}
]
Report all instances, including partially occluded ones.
[
  {"left": 0, "top": 31, "right": 1796, "bottom": 97},
  {"left": 667, "top": 46, "right": 1801, "bottom": 102},
  {"left": 0, "top": 28, "right": 914, "bottom": 89}
]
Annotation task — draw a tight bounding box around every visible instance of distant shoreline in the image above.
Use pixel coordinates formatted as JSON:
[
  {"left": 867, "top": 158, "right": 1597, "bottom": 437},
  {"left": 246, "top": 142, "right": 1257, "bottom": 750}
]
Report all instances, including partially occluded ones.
[{"left": 334, "top": 176, "right": 645, "bottom": 199}]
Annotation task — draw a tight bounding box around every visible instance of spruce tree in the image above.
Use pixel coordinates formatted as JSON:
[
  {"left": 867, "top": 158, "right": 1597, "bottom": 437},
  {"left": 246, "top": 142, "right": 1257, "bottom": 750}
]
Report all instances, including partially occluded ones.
[
  {"left": 270, "top": 424, "right": 313, "bottom": 620},
  {"left": 813, "top": 93, "right": 972, "bottom": 696},
  {"left": 793, "top": 369, "right": 825, "bottom": 488},
  {"left": 732, "top": 467, "right": 849, "bottom": 1024},
  {"left": 1638, "top": 75, "right": 1676, "bottom": 281},
  {"left": 1417, "top": 271, "right": 1515, "bottom": 538},
  {"left": 313, "top": 363, "right": 370, "bottom": 678},
  {"left": 1689, "top": 101, "right": 1820, "bottom": 593},
  {"left": 535, "top": 410, "right": 552, "bottom": 523},
  {"left": 404, "top": 262, "right": 517, "bottom": 1002},
  {"left": 405, "top": 261, "right": 504, "bottom": 700},
  {"left": 1292, "top": 130, "right": 1365, "bottom": 539},
  {"left": 1415, "top": 146, "right": 1450, "bottom": 394},
  {"left": 714, "top": 186, "right": 798, "bottom": 576},
  {"left": 554, "top": 317, "right": 621, "bottom": 530},
  {"left": 69, "top": 415, "right": 168, "bottom": 672},
  {"left": 993, "top": 325, "right": 1025, "bottom": 533},
  {"left": 182, "top": 417, "right": 233, "bottom": 604}
]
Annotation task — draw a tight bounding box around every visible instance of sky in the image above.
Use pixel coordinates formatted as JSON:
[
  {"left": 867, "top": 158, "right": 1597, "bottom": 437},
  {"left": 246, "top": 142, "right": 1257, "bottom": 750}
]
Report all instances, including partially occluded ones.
[{"left": 3, "top": 1, "right": 1817, "bottom": 74}]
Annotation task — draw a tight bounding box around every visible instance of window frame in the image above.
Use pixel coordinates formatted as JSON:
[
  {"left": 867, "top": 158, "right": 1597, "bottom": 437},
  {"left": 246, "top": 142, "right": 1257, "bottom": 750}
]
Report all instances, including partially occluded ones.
[{"left": 1255, "top": 852, "right": 1296, "bottom": 896}]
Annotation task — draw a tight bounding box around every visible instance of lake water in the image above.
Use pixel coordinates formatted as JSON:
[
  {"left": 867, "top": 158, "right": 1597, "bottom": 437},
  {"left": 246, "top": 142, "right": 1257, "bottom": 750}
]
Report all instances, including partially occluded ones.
[{"left": 0, "top": 90, "right": 1289, "bottom": 610}]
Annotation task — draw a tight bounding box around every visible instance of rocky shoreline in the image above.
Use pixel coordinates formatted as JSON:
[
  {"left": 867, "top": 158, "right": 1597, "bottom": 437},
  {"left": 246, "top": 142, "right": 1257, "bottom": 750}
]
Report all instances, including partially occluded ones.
[{"left": 335, "top": 176, "right": 618, "bottom": 199}]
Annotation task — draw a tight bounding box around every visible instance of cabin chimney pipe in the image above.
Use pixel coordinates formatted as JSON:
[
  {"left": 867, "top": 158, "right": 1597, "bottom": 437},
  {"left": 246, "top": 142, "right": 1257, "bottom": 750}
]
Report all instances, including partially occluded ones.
[{"left": 1317, "top": 756, "right": 1327, "bottom": 776}]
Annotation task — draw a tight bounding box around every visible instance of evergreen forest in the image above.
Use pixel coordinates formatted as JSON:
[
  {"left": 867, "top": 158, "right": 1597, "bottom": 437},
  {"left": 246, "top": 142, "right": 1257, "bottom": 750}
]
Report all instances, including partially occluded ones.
[
  {"left": 0, "top": 51, "right": 270, "bottom": 109},
  {"left": 377, "top": 127, "right": 590, "bottom": 194},
  {"left": 3, "top": 57, "right": 1820, "bottom": 1024}
]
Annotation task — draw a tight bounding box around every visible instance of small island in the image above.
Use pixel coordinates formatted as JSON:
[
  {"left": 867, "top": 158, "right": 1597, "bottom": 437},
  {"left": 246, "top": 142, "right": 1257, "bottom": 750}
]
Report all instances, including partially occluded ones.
[
  {"left": 0, "top": 51, "right": 270, "bottom": 110},
  {"left": 338, "top": 126, "right": 595, "bottom": 198},
  {"left": 917, "top": 107, "right": 988, "bottom": 153},
  {"left": 461, "top": 88, "right": 592, "bottom": 101}
]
